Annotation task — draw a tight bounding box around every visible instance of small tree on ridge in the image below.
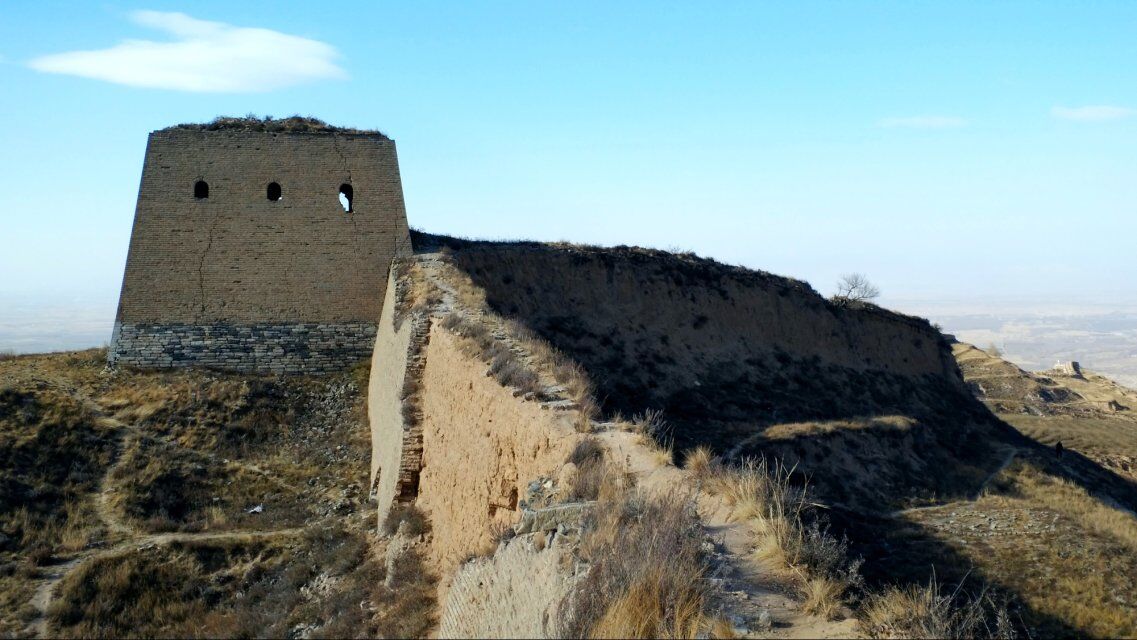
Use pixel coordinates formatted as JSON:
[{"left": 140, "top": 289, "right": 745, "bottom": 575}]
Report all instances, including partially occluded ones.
[{"left": 832, "top": 273, "right": 880, "bottom": 307}]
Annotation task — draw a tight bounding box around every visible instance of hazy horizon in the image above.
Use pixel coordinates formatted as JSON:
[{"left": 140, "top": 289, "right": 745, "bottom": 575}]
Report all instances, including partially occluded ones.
[{"left": 4, "top": 258, "right": 1136, "bottom": 390}]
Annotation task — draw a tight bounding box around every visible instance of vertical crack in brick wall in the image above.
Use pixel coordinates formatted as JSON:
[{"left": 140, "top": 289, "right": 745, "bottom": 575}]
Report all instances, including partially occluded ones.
[{"left": 198, "top": 205, "right": 222, "bottom": 317}]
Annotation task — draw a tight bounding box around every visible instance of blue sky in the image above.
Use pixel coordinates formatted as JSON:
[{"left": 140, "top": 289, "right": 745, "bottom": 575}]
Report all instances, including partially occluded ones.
[{"left": 2, "top": 1, "right": 1136, "bottom": 350}]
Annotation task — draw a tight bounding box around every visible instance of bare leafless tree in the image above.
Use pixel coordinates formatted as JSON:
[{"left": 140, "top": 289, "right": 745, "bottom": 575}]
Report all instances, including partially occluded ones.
[{"left": 832, "top": 273, "right": 880, "bottom": 306}]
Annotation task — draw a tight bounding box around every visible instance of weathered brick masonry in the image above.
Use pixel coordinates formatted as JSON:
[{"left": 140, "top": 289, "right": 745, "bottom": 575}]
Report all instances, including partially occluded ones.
[{"left": 109, "top": 125, "right": 411, "bottom": 372}]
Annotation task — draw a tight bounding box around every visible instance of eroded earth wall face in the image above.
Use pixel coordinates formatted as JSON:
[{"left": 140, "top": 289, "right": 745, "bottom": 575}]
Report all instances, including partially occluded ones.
[
  {"left": 451, "top": 246, "right": 970, "bottom": 450},
  {"left": 415, "top": 329, "right": 576, "bottom": 582},
  {"left": 109, "top": 128, "right": 411, "bottom": 372}
]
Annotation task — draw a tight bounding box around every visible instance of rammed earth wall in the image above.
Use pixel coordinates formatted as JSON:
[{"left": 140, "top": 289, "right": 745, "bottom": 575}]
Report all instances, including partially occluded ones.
[{"left": 108, "top": 126, "right": 410, "bottom": 372}]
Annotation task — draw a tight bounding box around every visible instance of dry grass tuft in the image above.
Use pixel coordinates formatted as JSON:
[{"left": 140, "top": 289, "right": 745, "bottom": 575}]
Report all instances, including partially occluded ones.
[
  {"left": 802, "top": 575, "right": 848, "bottom": 621},
  {"left": 860, "top": 579, "right": 1014, "bottom": 639},
  {"left": 588, "top": 567, "right": 706, "bottom": 639},
  {"left": 684, "top": 446, "right": 718, "bottom": 479},
  {"left": 564, "top": 437, "right": 611, "bottom": 502},
  {"left": 559, "top": 485, "right": 717, "bottom": 639},
  {"left": 707, "top": 615, "right": 740, "bottom": 638},
  {"left": 568, "top": 436, "right": 605, "bottom": 467},
  {"left": 705, "top": 457, "right": 861, "bottom": 619},
  {"left": 621, "top": 409, "right": 674, "bottom": 465}
]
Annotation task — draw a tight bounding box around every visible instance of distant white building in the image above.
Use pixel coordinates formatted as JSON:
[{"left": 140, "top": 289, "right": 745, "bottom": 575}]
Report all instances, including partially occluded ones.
[{"left": 1053, "top": 360, "right": 1083, "bottom": 377}]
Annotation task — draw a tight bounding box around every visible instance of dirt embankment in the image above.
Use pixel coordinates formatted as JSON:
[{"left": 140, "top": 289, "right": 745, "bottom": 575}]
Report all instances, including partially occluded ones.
[
  {"left": 447, "top": 244, "right": 967, "bottom": 450},
  {"left": 428, "top": 240, "right": 1013, "bottom": 512}
]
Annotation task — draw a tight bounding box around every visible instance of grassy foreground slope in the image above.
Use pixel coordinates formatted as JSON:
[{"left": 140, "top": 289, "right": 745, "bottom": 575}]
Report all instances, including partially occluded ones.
[{"left": 0, "top": 350, "right": 433, "bottom": 638}]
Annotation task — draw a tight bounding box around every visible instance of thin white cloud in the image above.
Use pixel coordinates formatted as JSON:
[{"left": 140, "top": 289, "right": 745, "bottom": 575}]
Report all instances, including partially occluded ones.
[
  {"left": 1051, "top": 105, "right": 1134, "bottom": 122},
  {"left": 27, "top": 10, "right": 346, "bottom": 92},
  {"left": 877, "top": 115, "right": 968, "bottom": 129}
]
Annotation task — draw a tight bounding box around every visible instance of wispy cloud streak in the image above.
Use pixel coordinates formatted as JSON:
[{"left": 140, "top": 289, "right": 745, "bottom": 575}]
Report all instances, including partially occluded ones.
[
  {"left": 1051, "top": 105, "right": 1133, "bottom": 122},
  {"left": 28, "top": 11, "right": 346, "bottom": 93}
]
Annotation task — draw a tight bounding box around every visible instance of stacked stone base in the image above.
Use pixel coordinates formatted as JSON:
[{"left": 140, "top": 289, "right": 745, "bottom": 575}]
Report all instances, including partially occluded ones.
[{"left": 108, "top": 322, "right": 377, "bottom": 374}]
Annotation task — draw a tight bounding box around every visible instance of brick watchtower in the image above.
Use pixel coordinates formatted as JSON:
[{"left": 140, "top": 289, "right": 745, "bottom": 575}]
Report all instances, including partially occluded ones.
[{"left": 108, "top": 117, "right": 411, "bottom": 373}]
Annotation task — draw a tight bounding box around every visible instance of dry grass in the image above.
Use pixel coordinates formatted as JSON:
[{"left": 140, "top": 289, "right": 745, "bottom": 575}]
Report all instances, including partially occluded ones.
[
  {"left": 860, "top": 579, "right": 1013, "bottom": 639},
  {"left": 45, "top": 527, "right": 435, "bottom": 639},
  {"left": 1000, "top": 414, "right": 1137, "bottom": 459},
  {"left": 442, "top": 313, "right": 545, "bottom": 396},
  {"left": 100, "top": 373, "right": 348, "bottom": 534},
  {"left": 619, "top": 409, "right": 674, "bottom": 465},
  {"left": 550, "top": 358, "right": 599, "bottom": 432},
  {"left": 0, "top": 385, "right": 116, "bottom": 570},
  {"left": 431, "top": 256, "right": 603, "bottom": 433},
  {"left": 1005, "top": 462, "right": 1137, "bottom": 552},
  {"left": 684, "top": 445, "right": 717, "bottom": 479},
  {"left": 393, "top": 261, "right": 444, "bottom": 326},
  {"left": 564, "top": 436, "right": 609, "bottom": 502},
  {"left": 705, "top": 458, "right": 861, "bottom": 619},
  {"left": 2, "top": 350, "right": 396, "bottom": 636},
  {"left": 488, "top": 349, "right": 542, "bottom": 396},
  {"left": 588, "top": 567, "right": 706, "bottom": 639},
  {"left": 559, "top": 483, "right": 718, "bottom": 639},
  {"left": 762, "top": 415, "right": 915, "bottom": 440},
  {"left": 174, "top": 114, "right": 382, "bottom": 135},
  {"left": 432, "top": 259, "right": 487, "bottom": 311},
  {"left": 902, "top": 460, "right": 1137, "bottom": 637}
]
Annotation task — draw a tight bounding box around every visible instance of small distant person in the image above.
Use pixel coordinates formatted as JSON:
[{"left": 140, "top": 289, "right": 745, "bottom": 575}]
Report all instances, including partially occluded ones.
[{"left": 1055, "top": 440, "right": 1064, "bottom": 460}]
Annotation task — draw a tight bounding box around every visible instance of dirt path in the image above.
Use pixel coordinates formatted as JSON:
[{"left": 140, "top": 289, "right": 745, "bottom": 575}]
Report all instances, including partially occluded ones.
[{"left": 595, "top": 428, "right": 858, "bottom": 638}]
